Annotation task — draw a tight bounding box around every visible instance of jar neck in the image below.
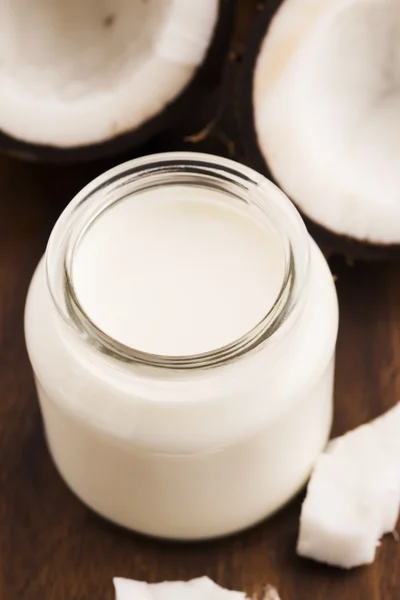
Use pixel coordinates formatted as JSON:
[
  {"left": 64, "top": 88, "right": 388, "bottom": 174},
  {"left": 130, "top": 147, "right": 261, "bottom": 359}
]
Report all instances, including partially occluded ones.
[{"left": 46, "top": 152, "right": 310, "bottom": 371}]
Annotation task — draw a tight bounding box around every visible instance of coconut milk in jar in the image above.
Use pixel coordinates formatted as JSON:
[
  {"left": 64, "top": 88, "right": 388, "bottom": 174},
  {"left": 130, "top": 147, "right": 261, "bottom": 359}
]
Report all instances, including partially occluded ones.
[{"left": 24, "top": 152, "right": 338, "bottom": 540}]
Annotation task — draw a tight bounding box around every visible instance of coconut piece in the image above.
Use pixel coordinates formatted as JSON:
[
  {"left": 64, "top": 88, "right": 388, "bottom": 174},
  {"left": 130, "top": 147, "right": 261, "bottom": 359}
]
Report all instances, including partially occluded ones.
[
  {"left": 113, "top": 577, "right": 278, "bottom": 600},
  {"left": 114, "top": 579, "right": 207, "bottom": 600},
  {"left": 114, "top": 577, "right": 250, "bottom": 600},
  {"left": 297, "top": 452, "right": 381, "bottom": 568},
  {"left": 242, "top": 0, "right": 400, "bottom": 256},
  {"left": 298, "top": 403, "right": 400, "bottom": 568},
  {"left": 0, "top": 0, "right": 231, "bottom": 161}
]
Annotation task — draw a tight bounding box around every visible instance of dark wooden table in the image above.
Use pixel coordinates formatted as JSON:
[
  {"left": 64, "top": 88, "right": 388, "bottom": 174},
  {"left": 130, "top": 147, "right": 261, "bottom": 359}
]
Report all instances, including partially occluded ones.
[{"left": 2, "top": 2, "right": 400, "bottom": 599}]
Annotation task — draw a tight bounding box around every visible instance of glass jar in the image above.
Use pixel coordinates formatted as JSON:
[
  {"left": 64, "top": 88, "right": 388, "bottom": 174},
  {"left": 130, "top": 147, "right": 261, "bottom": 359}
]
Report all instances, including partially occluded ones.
[{"left": 24, "top": 152, "right": 338, "bottom": 540}]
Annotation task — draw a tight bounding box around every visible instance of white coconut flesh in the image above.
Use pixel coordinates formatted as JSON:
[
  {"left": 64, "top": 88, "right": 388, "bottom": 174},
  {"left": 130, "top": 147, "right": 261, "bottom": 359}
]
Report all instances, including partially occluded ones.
[
  {"left": 113, "top": 577, "right": 264, "bottom": 600},
  {"left": 254, "top": 0, "right": 400, "bottom": 245},
  {"left": 0, "top": 0, "right": 219, "bottom": 148},
  {"left": 297, "top": 403, "right": 400, "bottom": 569}
]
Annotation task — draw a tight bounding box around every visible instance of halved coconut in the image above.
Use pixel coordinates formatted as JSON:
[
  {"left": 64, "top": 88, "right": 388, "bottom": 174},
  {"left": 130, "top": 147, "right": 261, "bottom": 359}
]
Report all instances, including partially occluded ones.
[
  {"left": 239, "top": 0, "right": 400, "bottom": 258},
  {"left": 0, "top": 0, "right": 231, "bottom": 162}
]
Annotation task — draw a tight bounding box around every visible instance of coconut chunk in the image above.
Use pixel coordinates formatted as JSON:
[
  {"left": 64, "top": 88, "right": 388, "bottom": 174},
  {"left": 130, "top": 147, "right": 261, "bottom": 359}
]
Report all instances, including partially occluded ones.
[
  {"left": 298, "top": 404, "right": 400, "bottom": 568},
  {"left": 113, "top": 577, "right": 257, "bottom": 600},
  {"left": 297, "top": 452, "right": 381, "bottom": 568},
  {"left": 114, "top": 579, "right": 207, "bottom": 600}
]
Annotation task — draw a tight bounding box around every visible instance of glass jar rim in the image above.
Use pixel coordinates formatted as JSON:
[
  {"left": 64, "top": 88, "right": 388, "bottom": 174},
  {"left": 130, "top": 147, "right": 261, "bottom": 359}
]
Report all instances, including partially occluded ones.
[{"left": 46, "top": 151, "right": 310, "bottom": 370}]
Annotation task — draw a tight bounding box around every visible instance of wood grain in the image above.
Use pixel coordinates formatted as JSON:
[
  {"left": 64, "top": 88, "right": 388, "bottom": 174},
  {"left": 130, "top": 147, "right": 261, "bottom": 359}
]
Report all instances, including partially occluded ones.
[{"left": 1, "top": 1, "right": 400, "bottom": 599}]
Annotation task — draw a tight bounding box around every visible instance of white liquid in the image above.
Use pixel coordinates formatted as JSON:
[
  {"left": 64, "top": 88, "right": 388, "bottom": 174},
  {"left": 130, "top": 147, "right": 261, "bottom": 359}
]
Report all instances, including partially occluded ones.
[
  {"left": 72, "top": 188, "right": 285, "bottom": 355},
  {"left": 25, "top": 183, "right": 339, "bottom": 540}
]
